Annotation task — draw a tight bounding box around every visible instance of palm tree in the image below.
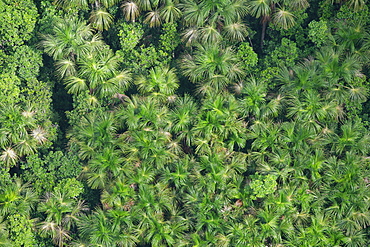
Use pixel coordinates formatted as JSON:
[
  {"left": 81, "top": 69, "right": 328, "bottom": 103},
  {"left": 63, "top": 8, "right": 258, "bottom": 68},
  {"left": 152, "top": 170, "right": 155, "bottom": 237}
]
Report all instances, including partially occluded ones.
[
  {"left": 181, "top": 44, "right": 244, "bottom": 95},
  {"left": 38, "top": 190, "right": 87, "bottom": 247},
  {"left": 249, "top": 0, "right": 309, "bottom": 48},
  {"left": 89, "top": 8, "right": 114, "bottom": 31},
  {"left": 249, "top": 120, "right": 283, "bottom": 153},
  {"left": 122, "top": 1, "right": 140, "bottom": 22},
  {"left": 237, "top": 77, "right": 267, "bottom": 118},
  {"left": 328, "top": 0, "right": 367, "bottom": 11},
  {"left": 160, "top": 0, "right": 182, "bottom": 23},
  {"left": 138, "top": 210, "right": 188, "bottom": 246},
  {"left": 315, "top": 46, "right": 363, "bottom": 85},
  {"left": 0, "top": 218, "right": 11, "bottom": 247},
  {"left": 78, "top": 209, "right": 118, "bottom": 247},
  {"left": 144, "top": 9, "right": 162, "bottom": 27},
  {"left": 84, "top": 148, "right": 124, "bottom": 189},
  {"left": 277, "top": 58, "right": 325, "bottom": 94},
  {"left": 68, "top": 111, "right": 118, "bottom": 160},
  {"left": 180, "top": 0, "right": 249, "bottom": 45},
  {"left": 192, "top": 93, "right": 247, "bottom": 151},
  {"left": 135, "top": 66, "right": 179, "bottom": 102},
  {"left": 280, "top": 121, "right": 317, "bottom": 154},
  {"left": 334, "top": 20, "right": 369, "bottom": 55},
  {"left": 0, "top": 104, "right": 51, "bottom": 167},
  {"left": 121, "top": 0, "right": 182, "bottom": 26},
  {"left": 65, "top": 47, "right": 132, "bottom": 99},
  {"left": 0, "top": 179, "right": 37, "bottom": 217},
  {"left": 331, "top": 120, "right": 370, "bottom": 156},
  {"left": 40, "top": 17, "right": 102, "bottom": 62},
  {"left": 287, "top": 91, "right": 341, "bottom": 124},
  {"left": 54, "top": 0, "right": 119, "bottom": 30},
  {"left": 100, "top": 176, "right": 136, "bottom": 210},
  {"left": 116, "top": 94, "right": 172, "bottom": 131},
  {"left": 0, "top": 180, "right": 38, "bottom": 246}
]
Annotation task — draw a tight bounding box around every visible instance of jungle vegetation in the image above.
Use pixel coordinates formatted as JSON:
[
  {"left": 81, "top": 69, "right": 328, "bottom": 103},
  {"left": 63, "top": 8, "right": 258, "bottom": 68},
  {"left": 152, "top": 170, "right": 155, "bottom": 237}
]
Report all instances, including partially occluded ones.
[{"left": 1, "top": 0, "right": 370, "bottom": 246}]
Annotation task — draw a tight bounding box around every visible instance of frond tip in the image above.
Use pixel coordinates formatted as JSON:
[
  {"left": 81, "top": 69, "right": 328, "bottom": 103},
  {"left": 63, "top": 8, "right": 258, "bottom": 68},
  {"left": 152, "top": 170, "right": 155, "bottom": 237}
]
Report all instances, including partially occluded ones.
[
  {"left": 89, "top": 8, "right": 114, "bottom": 31},
  {"left": 0, "top": 148, "right": 18, "bottom": 167},
  {"left": 31, "top": 127, "right": 48, "bottom": 144},
  {"left": 122, "top": 1, "right": 140, "bottom": 22},
  {"left": 272, "top": 9, "right": 296, "bottom": 29}
]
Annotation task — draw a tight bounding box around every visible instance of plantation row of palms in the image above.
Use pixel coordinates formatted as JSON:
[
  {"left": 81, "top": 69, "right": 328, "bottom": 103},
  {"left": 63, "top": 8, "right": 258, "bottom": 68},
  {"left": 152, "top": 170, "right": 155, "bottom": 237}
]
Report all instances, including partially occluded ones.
[{"left": 1, "top": 0, "right": 370, "bottom": 246}]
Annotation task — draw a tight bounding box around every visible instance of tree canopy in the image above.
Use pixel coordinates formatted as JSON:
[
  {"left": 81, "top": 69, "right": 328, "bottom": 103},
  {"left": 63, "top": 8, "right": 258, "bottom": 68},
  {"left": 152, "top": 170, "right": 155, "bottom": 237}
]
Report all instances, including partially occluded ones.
[{"left": 1, "top": 0, "right": 370, "bottom": 246}]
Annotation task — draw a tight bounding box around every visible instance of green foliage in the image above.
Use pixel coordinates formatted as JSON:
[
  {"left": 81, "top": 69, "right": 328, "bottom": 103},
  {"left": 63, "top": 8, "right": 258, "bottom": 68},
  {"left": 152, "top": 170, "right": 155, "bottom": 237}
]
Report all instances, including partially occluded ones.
[
  {"left": 8, "top": 214, "right": 36, "bottom": 247},
  {"left": 117, "top": 22, "right": 179, "bottom": 73},
  {"left": 308, "top": 20, "right": 332, "bottom": 47},
  {"left": 249, "top": 174, "right": 278, "bottom": 200},
  {"left": 54, "top": 178, "right": 84, "bottom": 198},
  {"left": 0, "top": 168, "right": 12, "bottom": 188},
  {"left": 236, "top": 42, "right": 258, "bottom": 73},
  {"left": 181, "top": 44, "right": 245, "bottom": 95},
  {"left": 35, "top": 1, "right": 64, "bottom": 35},
  {"left": 318, "top": 0, "right": 337, "bottom": 20},
  {"left": 118, "top": 22, "right": 144, "bottom": 53},
  {"left": 1, "top": 1, "right": 370, "bottom": 246},
  {"left": 133, "top": 45, "right": 164, "bottom": 71},
  {"left": 259, "top": 66, "right": 280, "bottom": 89},
  {"left": 20, "top": 151, "right": 82, "bottom": 195},
  {"left": 0, "top": 73, "right": 21, "bottom": 105},
  {"left": 270, "top": 10, "right": 309, "bottom": 48},
  {"left": 336, "top": 5, "right": 370, "bottom": 23},
  {"left": 265, "top": 38, "right": 299, "bottom": 68},
  {"left": 0, "top": 0, "right": 38, "bottom": 48},
  {"left": 159, "top": 22, "right": 180, "bottom": 56},
  {"left": 0, "top": 45, "right": 47, "bottom": 108},
  {"left": 6, "top": 46, "right": 43, "bottom": 81},
  {"left": 65, "top": 92, "right": 109, "bottom": 126}
]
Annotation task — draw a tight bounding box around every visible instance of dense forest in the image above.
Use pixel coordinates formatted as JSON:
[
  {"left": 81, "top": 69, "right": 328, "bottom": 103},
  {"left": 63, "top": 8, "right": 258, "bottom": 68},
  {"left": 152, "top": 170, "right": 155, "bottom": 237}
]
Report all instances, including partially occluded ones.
[{"left": 1, "top": 0, "right": 370, "bottom": 246}]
